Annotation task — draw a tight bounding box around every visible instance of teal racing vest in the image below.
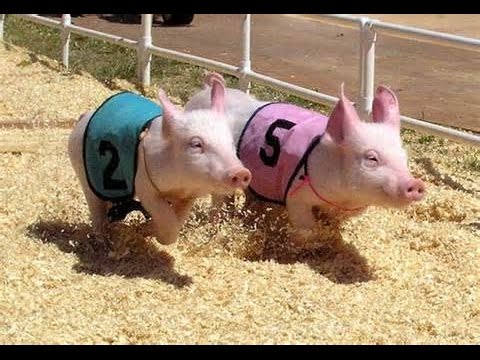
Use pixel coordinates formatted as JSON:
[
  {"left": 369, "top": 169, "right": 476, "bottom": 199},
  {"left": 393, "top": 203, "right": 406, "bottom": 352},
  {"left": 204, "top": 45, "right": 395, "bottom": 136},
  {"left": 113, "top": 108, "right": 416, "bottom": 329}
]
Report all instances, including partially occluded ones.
[{"left": 83, "top": 91, "right": 162, "bottom": 204}]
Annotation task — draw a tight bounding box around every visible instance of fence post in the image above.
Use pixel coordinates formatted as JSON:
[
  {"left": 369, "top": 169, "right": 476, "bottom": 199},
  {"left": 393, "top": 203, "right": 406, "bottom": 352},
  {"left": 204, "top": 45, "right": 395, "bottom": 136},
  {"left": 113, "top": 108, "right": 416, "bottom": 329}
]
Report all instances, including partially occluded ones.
[
  {"left": 138, "top": 14, "right": 152, "bottom": 89},
  {"left": 0, "top": 14, "right": 5, "bottom": 41},
  {"left": 239, "top": 14, "right": 252, "bottom": 93},
  {"left": 358, "top": 17, "right": 377, "bottom": 119},
  {"left": 61, "top": 14, "right": 71, "bottom": 70}
]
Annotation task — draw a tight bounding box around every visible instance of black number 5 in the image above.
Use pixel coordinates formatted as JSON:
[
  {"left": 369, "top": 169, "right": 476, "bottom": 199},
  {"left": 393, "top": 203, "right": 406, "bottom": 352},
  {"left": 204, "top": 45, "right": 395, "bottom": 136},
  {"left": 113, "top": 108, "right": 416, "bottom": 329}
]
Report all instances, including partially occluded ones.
[
  {"left": 98, "top": 140, "right": 127, "bottom": 190},
  {"left": 259, "top": 119, "right": 296, "bottom": 167}
]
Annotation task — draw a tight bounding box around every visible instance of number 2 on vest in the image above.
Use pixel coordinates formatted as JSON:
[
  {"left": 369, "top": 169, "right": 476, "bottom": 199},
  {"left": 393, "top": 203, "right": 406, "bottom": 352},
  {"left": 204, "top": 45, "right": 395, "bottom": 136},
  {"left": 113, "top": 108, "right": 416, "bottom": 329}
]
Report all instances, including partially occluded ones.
[
  {"left": 259, "top": 119, "right": 296, "bottom": 167},
  {"left": 98, "top": 140, "right": 128, "bottom": 190}
]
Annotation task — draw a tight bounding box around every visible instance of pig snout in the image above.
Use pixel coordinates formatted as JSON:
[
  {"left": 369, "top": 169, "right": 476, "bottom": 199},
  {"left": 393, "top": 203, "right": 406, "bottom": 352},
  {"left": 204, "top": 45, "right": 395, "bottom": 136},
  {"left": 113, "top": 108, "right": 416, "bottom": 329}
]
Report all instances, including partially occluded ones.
[
  {"left": 224, "top": 167, "right": 252, "bottom": 189},
  {"left": 400, "top": 178, "right": 426, "bottom": 202}
]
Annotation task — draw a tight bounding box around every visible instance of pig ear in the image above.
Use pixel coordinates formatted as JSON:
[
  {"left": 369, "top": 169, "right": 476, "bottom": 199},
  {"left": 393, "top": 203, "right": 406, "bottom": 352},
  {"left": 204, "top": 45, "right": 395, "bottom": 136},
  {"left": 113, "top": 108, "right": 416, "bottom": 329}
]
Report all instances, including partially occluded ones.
[
  {"left": 157, "top": 88, "right": 180, "bottom": 137},
  {"left": 372, "top": 85, "right": 401, "bottom": 128},
  {"left": 326, "top": 83, "right": 361, "bottom": 143},
  {"left": 209, "top": 76, "right": 226, "bottom": 114}
]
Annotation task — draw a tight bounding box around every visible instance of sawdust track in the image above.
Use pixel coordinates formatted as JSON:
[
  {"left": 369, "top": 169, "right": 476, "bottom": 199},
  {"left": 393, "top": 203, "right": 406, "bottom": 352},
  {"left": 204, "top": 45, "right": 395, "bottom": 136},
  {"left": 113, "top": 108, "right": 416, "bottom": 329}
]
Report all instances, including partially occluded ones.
[{"left": 0, "top": 44, "right": 479, "bottom": 344}]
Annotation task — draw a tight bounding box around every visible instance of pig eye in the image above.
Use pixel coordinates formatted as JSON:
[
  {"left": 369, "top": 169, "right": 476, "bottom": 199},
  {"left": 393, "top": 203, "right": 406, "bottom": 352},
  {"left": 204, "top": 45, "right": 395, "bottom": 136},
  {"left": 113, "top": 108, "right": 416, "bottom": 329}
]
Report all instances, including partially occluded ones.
[
  {"left": 188, "top": 137, "right": 204, "bottom": 153},
  {"left": 363, "top": 150, "right": 379, "bottom": 168}
]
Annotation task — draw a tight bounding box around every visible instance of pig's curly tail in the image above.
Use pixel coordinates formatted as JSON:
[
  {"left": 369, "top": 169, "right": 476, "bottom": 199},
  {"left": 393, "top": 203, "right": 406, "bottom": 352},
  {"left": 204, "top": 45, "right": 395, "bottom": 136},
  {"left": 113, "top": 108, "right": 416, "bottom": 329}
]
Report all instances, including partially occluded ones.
[{"left": 203, "top": 71, "right": 226, "bottom": 89}]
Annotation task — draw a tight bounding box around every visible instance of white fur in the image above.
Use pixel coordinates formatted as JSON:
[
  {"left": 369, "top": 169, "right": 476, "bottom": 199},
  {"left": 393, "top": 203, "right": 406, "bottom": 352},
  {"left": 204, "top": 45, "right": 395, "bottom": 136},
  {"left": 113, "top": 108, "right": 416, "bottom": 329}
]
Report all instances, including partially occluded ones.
[{"left": 186, "top": 87, "right": 266, "bottom": 143}]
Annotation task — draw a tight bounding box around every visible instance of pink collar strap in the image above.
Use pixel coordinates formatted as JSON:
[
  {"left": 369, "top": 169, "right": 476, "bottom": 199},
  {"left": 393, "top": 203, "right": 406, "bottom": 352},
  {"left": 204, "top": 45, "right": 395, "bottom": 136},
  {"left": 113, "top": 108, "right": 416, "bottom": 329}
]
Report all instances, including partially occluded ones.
[{"left": 288, "top": 174, "right": 367, "bottom": 212}]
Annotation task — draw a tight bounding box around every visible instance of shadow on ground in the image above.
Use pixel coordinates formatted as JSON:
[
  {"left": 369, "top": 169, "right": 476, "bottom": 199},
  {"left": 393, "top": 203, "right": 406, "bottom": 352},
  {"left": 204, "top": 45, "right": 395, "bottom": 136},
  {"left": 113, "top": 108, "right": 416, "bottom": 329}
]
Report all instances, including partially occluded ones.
[
  {"left": 249, "top": 228, "right": 375, "bottom": 285},
  {"left": 27, "top": 219, "right": 193, "bottom": 288},
  {"left": 196, "top": 202, "right": 376, "bottom": 285}
]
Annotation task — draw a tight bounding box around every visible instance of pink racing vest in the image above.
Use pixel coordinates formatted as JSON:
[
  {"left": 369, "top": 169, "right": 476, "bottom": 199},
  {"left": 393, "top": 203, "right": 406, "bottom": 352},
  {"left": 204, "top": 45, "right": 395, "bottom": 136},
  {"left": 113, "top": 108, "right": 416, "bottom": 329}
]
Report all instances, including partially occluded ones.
[{"left": 237, "top": 102, "right": 329, "bottom": 205}]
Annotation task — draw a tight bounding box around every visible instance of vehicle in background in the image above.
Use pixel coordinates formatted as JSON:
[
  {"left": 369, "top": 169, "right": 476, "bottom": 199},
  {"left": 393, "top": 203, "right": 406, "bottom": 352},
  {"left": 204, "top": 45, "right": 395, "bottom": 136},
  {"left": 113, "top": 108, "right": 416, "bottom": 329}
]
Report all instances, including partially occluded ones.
[
  {"left": 41, "top": 14, "right": 195, "bottom": 26},
  {"left": 117, "top": 14, "right": 194, "bottom": 26}
]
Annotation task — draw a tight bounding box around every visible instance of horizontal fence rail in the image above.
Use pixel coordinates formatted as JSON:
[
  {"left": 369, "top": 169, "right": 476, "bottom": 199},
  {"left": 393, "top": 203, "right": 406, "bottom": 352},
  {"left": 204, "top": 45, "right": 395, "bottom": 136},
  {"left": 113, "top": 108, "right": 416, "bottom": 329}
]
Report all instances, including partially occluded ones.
[
  {"left": 317, "top": 14, "right": 480, "bottom": 53},
  {"left": 0, "top": 13, "right": 478, "bottom": 147}
]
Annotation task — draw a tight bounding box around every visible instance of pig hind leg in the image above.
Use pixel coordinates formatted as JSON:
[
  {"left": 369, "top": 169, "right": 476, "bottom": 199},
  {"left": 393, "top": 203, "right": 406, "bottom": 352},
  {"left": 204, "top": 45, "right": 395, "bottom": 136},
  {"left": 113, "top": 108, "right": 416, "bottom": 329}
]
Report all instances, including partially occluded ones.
[
  {"left": 82, "top": 186, "right": 110, "bottom": 237},
  {"left": 68, "top": 111, "right": 110, "bottom": 237}
]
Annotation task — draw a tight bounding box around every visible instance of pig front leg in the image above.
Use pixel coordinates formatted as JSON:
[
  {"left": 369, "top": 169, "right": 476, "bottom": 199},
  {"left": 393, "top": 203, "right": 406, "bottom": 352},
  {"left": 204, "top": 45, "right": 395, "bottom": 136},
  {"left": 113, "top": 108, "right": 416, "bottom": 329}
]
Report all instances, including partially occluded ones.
[
  {"left": 136, "top": 192, "right": 183, "bottom": 245},
  {"left": 285, "top": 195, "right": 320, "bottom": 248},
  {"left": 139, "top": 197, "right": 194, "bottom": 242},
  {"left": 285, "top": 190, "right": 316, "bottom": 230},
  {"left": 171, "top": 197, "right": 195, "bottom": 225},
  {"left": 135, "top": 144, "right": 188, "bottom": 245}
]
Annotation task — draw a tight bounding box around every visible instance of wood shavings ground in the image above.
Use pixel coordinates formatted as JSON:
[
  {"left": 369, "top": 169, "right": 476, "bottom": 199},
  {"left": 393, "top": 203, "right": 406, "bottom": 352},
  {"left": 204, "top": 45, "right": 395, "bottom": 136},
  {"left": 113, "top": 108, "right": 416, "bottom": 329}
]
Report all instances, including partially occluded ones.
[{"left": 0, "top": 45, "right": 479, "bottom": 344}]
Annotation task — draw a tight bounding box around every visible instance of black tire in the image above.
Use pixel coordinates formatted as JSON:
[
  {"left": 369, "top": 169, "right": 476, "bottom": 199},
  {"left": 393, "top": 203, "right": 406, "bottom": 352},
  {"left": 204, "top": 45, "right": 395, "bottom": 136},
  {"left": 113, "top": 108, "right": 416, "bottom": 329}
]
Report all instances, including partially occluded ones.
[
  {"left": 118, "top": 14, "right": 141, "bottom": 24},
  {"left": 40, "top": 14, "right": 82, "bottom": 17},
  {"left": 160, "top": 14, "right": 194, "bottom": 26}
]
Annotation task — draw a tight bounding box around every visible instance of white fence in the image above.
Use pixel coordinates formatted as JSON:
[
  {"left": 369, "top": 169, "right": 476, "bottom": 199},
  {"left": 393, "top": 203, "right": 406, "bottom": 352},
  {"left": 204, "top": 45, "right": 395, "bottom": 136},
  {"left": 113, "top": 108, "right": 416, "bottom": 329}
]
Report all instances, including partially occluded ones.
[{"left": 1, "top": 14, "right": 479, "bottom": 147}]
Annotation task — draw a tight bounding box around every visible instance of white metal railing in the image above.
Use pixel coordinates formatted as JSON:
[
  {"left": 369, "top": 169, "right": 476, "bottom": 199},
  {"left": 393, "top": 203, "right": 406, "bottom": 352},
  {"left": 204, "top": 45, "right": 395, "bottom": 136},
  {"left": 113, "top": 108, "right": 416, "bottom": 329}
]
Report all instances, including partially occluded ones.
[
  {"left": 0, "top": 14, "right": 479, "bottom": 147},
  {"left": 0, "top": 14, "right": 5, "bottom": 39}
]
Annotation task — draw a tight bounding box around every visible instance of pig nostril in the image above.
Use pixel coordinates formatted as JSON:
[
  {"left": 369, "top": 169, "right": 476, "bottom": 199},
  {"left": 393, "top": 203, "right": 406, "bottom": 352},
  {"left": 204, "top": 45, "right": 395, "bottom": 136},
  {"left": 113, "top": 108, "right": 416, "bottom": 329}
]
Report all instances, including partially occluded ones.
[
  {"left": 229, "top": 169, "right": 251, "bottom": 187},
  {"left": 407, "top": 186, "right": 414, "bottom": 193}
]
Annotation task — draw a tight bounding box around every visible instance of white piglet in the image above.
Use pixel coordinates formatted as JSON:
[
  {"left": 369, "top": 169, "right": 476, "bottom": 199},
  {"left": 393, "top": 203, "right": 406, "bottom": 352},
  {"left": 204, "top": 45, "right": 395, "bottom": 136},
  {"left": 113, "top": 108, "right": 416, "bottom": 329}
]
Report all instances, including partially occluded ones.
[
  {"left": 185, "top": 72, "right": 425, "bottom": 231},
  {"left": 69, "top": 78, "right": 251, "bottom": 245}
]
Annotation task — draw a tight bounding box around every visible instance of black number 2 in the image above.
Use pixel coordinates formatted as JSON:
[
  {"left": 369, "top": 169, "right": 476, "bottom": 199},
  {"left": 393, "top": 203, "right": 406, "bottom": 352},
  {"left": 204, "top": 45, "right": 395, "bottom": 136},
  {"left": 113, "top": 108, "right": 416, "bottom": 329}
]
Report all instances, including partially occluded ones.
[
  {"left": 259, "top": 119, "right": 296, "bottom": 167},
  {"left": 98, "top": 140, "right": 127, "bottom": 190}
]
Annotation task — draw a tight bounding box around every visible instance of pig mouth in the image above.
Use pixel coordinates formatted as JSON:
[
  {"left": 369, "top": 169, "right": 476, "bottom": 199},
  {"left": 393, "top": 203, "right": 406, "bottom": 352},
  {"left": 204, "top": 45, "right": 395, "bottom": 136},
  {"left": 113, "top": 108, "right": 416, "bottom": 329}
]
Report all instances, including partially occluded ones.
[
  {"left": 379, "top": 185, "right": 417, "bottom": 207},
  {"left": 215, "top": 182, "right": 240, "bottom": 195},
  {"left": 201, "top": 179, "right": 237, "bottom": 195}
]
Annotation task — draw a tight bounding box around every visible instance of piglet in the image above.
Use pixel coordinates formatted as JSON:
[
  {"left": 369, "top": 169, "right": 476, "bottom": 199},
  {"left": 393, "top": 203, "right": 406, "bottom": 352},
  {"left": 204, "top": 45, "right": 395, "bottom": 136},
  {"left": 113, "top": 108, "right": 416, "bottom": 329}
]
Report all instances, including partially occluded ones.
[
  {"left": 68, "top": 78, "right": 251, "bottom": 245},
  {"left": 185, "top": 72, "right": 425, "bottom": 231}
]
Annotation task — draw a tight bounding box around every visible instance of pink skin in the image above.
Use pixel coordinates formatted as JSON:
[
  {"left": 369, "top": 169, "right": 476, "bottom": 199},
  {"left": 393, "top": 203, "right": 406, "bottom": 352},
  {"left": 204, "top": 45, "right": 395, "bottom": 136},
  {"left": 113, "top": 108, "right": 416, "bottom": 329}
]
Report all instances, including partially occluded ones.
[
  {"left": 68, "top": 78, "right": 250, "bottom": 245},
  {"left": 153, "top": 79, "right": 251, "bottom": 195},
  {"left": 185, "top": 72, "right": 426, "bottom": 231},
  {"left": 288, "top": 84, "right": 426, "bottom": 229},
  {"left": 137, "top": 82, "right": 251, "bottom": 243},
  {"left": 322, "top": 84, "right": 425, "bottom": 207},
  {"left": 372, "top": 86, "right": 425, "bottom": 202}
]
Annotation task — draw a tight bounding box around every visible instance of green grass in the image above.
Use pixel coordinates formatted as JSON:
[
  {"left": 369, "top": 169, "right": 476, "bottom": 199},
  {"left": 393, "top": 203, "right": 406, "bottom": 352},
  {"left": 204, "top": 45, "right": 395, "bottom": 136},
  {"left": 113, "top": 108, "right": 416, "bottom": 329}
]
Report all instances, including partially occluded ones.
[
  {"left": 466, "top": 151, "right": 480, "bottom": 172},
  {"left": 418, "top": 135, "right": 436, "bottom": 144},
  {"left": 3, "top": 15, "right": 331, "bottom": 113},
  {"left": 4, "top": 16, "right": 61, "bottom": 59}
]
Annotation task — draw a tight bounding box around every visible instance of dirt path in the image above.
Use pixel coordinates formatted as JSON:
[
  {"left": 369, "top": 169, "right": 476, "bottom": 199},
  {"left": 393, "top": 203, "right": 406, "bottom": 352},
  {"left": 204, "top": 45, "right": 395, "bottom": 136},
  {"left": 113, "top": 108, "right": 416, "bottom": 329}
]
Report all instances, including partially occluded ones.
[
  {"left": 362, "top": 14, "right": 480, "bottom": 38},
  {"left": 69, "top": 14, "right": 480, "bottom": 132}
]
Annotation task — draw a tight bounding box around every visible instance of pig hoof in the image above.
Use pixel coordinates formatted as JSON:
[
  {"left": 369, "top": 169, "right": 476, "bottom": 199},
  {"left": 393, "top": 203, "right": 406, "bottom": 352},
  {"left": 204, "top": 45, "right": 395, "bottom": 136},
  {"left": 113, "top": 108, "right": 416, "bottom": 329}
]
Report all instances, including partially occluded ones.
[
  {"left": 108, "top": 247, "right": 130, "bottom": 260},
  {"left": 291, "top": 229, "right": 316, "bottom": 246},
  {"left": 92, "top": 229, "right": 110, "bottom": 240},
  {"left": 91, "top": 223, "right": 111, "bottom": 242},
  {"left": 157, "top": 235, "right": 177, "bottom": 245}
]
